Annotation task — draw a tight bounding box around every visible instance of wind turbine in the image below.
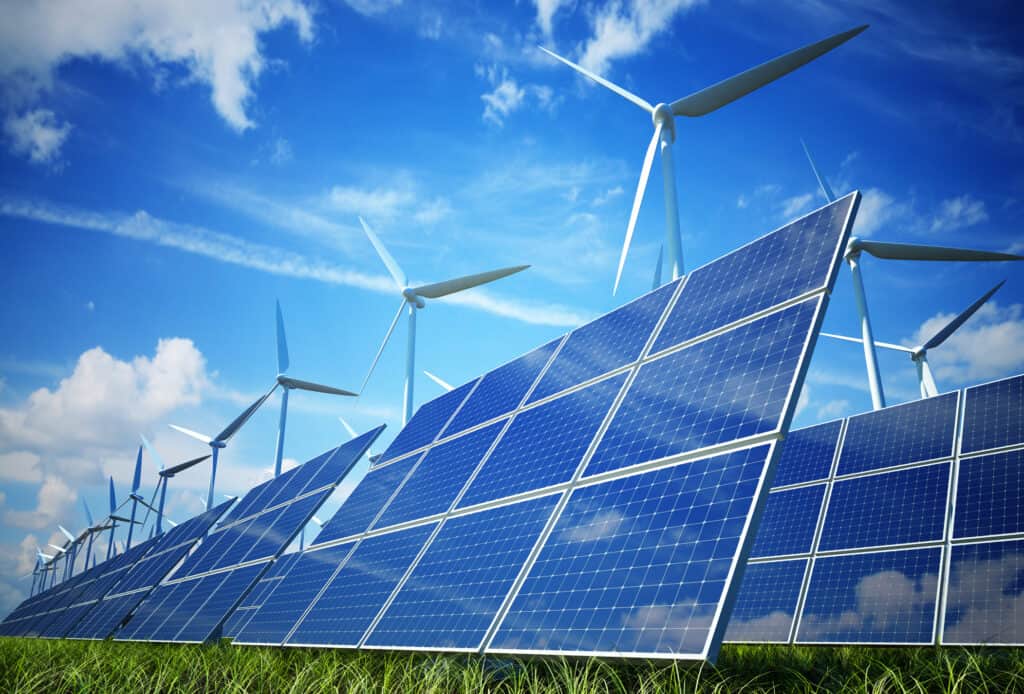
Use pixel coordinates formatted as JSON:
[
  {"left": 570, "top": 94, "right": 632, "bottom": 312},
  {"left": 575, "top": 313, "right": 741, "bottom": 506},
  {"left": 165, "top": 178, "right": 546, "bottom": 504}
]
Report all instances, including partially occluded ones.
[
  {"left": 540, "top": 25, "right": 867, "bottom": 294},
  {"left": 79, "top": 499, "right": 113, "bottom": 571},
  {"left": 139, "top": 434, "right": 210, "bottom": 536},
  {"left": 423, "top": 370, "right": 454, "bottom": 392},
  {"left": 338, "top": 416, "right": 381, "bottom": 463},
  {"left": 823, "top": 281, "right": 1004, "bottom": 399},
  {"left": 358, "top": 216, "right": 530, "bottom": 425},
  {"left": 271, "top": 301, "right": 358, "bottom": 477},
  {"left": 169, "top": 388, "right": 276, "bottom": 509},
  {"left": 801, "top": 141, "right": 1024, "bottom": 409}
]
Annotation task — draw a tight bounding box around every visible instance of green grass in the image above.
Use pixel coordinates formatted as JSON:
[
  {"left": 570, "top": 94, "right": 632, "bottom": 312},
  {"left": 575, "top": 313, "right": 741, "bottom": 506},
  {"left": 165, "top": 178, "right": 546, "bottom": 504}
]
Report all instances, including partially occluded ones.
[{"left": 1, "top": 638, "right": 1022, "bottom": 693}]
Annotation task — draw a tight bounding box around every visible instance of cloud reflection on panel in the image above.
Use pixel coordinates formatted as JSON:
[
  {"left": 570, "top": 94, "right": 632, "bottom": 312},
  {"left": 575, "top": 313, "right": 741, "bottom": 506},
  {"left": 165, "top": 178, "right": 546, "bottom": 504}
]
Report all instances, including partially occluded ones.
[
  {"left": 943, "top": 540, "right": 1024, "bottom": 645},
  {"left": 724, "top": 559, "right": 805, "bottom": 643}
]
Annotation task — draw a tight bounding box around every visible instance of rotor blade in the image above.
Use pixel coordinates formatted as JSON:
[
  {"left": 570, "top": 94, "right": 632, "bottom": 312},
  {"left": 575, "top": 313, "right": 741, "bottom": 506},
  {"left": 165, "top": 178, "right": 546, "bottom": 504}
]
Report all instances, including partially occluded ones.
[
  {"left": 614, "top": 120, "right": 662, "bottom": 296},
  {"left": 652, "top": 245, "right": 664, "bottom": 291},
  {"left": 922, "top": 280, "right": 1005, "bottom": 352},
  {"left": 412, "top": 265, "right": 529, "bottom": 299},
  {"left": 109, "top": 514, "right": 140, "bottom": 524},
  {"left": 165, "top": 517, "right": 178, "bottom": 527},
  {"left": 81, "top": 498, "right": 94, "bottom": 527},
  {"left": 275, "top": 299, "right": 290, "bottom": 375},
  {"left": 423, "top": 370, "right": 454, "bottom": 392},
  {"left": 801, "top": 138, "right": 836, "bottom": 202},
  {"left": 359, "top": 216, "right": 407, "bottom": 289},
  {"left": 360, "top": 300, "right": 406, "bottom": 392},
  {"left": 132, "top": 445, "right": 143, "bottom": 493},
  {"left": 58, "top": 525, "right": 75, "bottom": 542},
  {"left": 856, "top": 240, "right": 1024, "bottom": 262},
  {"left": 139, "top": 434, "right": 165, "bottom": 471},
  {"left": 671, "top": 25, "right": 867, "bottom": 117},
  {"left": 215, "top": 385, "right": 277, "bottom": 443},
  {"left": 538, "top": 46, "right": 653, "bottom": 113},
  {"left": 169, "top": 424, "right": 214, "bottom": 446},
  {"left": 820, "top": 331, "right": 914, "bottom": 353},
  {"left": 278, "top": 376, "right": 357, "bottom": 397},
  {"left": 338, "top": 416, "right": 358, "bottom": 439},
  {"left": 108, "top": 476, "right": 116, "bottom": 514},
  {"left": 162, "top": 454, "right": 212, "bottom": 477},
  {"left": 49, "top": 544, "right": 67, "bottom": 553},
  {"left": 312, "top": 515, "right": 324, "bottom": 527}
]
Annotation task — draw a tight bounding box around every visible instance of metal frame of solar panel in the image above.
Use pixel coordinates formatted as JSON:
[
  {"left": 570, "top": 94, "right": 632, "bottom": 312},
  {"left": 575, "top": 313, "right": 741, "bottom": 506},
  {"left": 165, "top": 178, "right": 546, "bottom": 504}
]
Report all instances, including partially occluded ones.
[
  {"left": 725, "top": 371, "right": 1024, "bottom": 646},
  {"left": 233, "top": 193, "right": 860, "bottom": 662},
  {"left": 114, "top": 427, "right": 383, "bottom": 644}
]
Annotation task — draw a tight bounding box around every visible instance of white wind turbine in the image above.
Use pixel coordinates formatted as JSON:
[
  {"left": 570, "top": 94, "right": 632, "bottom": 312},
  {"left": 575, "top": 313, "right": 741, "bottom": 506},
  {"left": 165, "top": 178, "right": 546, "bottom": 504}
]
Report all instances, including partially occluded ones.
[
  {"left": 802, "top": 141, "right": 1023, "bottom": 409},
  {"left": 358, "top": 216, "right": 530, "bottom": 425},
  {"left": 540, "top": 25, "right": 867, "bottom": 294}
]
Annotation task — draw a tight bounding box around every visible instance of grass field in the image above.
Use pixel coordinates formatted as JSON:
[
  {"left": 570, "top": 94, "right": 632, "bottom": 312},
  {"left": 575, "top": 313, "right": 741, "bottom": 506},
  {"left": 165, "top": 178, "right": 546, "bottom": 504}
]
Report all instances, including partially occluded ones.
[{"left": 1, "top": 638, "right": 1022, "bottom": 693}]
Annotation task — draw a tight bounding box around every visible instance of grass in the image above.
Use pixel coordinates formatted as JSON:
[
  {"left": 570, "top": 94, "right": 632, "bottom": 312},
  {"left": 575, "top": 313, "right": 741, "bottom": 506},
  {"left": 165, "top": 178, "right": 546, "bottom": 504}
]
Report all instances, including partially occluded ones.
[{"left": 1, "top": 638, "right": 1022, "bottom": 693}]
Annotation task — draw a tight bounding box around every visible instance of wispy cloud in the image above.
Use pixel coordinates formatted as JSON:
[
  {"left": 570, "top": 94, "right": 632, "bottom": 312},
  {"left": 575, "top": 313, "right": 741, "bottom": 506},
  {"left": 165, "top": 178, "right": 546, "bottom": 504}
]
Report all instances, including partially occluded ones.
[
  {"left": 930, "top": 194, "right": 988, "bottom": 233},
  {"left": 3, "top": 109, "right": 71, "bottom": 165},
  {"left": 578, "top": 0, "right": 702, "bottom": 76}
]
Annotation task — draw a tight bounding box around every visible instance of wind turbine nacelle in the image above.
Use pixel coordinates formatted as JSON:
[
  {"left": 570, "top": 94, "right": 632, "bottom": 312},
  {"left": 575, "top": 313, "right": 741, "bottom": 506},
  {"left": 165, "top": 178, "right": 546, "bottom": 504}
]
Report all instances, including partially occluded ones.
[
  {"left": 212, "top": 440, "right": 227, "bottom": 449},
  {"left": 651, "top": 104, "right": 676, "bottom": 142},
  {"left": 402, "top": 289, "right": 426, "bottom": 308},
  {"left": 845, "top": 236, "right": 863, "bottom": 260}
]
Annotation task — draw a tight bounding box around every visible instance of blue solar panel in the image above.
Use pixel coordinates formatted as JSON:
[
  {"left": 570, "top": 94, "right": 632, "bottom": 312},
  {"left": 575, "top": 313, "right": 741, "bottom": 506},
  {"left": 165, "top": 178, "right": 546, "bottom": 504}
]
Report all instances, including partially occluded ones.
[
  {"left": 443, "top": 339, "right": 561, "bottom": 437},
  {"left": 68, "top": 593, "right": 142, "bottom": 640},
  {"left": 312, "top": 455, "right": 419, "bottom": 544},
  {"left": 365, "top": 494, "right": 560, "bottom": 650},
  {"left": 458, "top": 373, "right": 627, "bottom": 508},
  {"left": 287, "top": 524, "right": 435, "bottom": 647},
  {"left": 797, "top": 548, "right": 941, "bottom": 644},
  {"left": 954, "top": 449, "right": 1024, "bottom": 539},
  {"left": 819, "top": 463, "right": 949, "bottom": 552},
  {"left": 651, "top": 194, "right": 855, "bottom": 354},
  {"left": 175, "top": 564, "right": 267, "bottom": 642},
  {"left": 223, "top": 553, "right": 303, "bottom": 639},
  {"left": 837, "top": 392, "right": 957, "bottom": 476},
  {"left": 489, "top": 445, "right": 772, "bottom": 657},
  {"left": 943, "top": 539, "right": 1024, "bottom": 645},
  {"left": 373, "top": 422, "right": 504, "bottom": 529},
  {"left": 749, "top": 485, "right": 825, "bottom": 558},
  {"left": 724, "top": 559, "right": 806, "bottom": 643},
  {"left": 772, "top": 420, "right": 842, "bottom": 487},
  {"left": 377, "top": 379, "right": 478, "bottom": 464},
  {"left": 529, "top": 282, "right": 680, "bottom": 403},
  {"left": 149, "top": 575, "right": 223, "bottom": 642},
  {"left": 234, "top": 543, "right": 355, "bottom": 645},
  {"left": 115, "top": 581, "right": 188, "bottom": 641},
  {"left": 585, "top": 298, "right": 820, "bottom": 478},
  {"left": 962, "top": 374, "right": 1024, "bottom": 454},
  {"left": 303, "top": 428, "right": 382, "bottom": 493}
]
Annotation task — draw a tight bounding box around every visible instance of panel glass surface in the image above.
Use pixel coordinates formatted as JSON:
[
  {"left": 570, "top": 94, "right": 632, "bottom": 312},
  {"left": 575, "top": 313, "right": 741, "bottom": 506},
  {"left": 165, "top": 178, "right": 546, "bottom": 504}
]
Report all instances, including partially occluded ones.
[
  {"left": 69, "top": 593, "right": 143, "bottom": 640},
  {"left": 115, "top": 581, "right": 187, "bottom": 641},
  {"left": 287, "top": 524, "right": 435, "bottom": 647},
  {"left": 459, "top": 373, "right": 626, "bottom": 508},
  {"left": 749, "top": 485, "right": 825, "bottom": 558},
  {"left": 312, "top": 455, "right": 420, "bottom": 544},
  {"left": 962, "top": 374, "right": 1024, "bottom": 454},
  {"left": 586, "top": 299, "right": 818, "bottom": 478},
  {"left": 366, "top": 494, "right": 559, "bottom": 650},
  {"left": 175, "top": 564, "right": 267, "bottom": 642},
  {"left": 651, "top": 194, "right": 854, "bottom": 353},
  {"left": 490, "top": 445, "right": 771, "bottom": 656},
  {"left": 377, "top": 379, "right": 478, "bottom": 464},
  {"left": 797, "top": 548, "right": 941, "bottom": 644},
  {"left": 837, "top": 393, "right": 957, "bottom": 476},
  {"left": 943, "top": 540, "right": 1024, "bottom": 645},
  {"left": 443, "top": 340, "right": 560, "bottom": 437},
  {"left": 818, "top": 463, "right": 949, "bottom": 552},
  {"left": 724, "top": 559, "right": 806, "bottom": 643},
  {"left": 529, "top": 281, "right": 679, "bottom": 402},
  {"left": 150, "top": 576, "right": 222, "bottom": 642},
  {"left": 954, "top": 449, "right": 1024, "bottom": 539},
  {"left": 772, "top": 420, "right": 842, "bottom": 487}
]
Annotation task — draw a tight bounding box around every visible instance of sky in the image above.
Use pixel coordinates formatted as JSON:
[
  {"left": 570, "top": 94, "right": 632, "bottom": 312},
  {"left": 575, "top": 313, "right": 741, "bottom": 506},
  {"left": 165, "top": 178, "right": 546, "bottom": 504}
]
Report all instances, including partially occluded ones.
[{"left": 0, "top": 0, "right": 1022, "bottom": 612}]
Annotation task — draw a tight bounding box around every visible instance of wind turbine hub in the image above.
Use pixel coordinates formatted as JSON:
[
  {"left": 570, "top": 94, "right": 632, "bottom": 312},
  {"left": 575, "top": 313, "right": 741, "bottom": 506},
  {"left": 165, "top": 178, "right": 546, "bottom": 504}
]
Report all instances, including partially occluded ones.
[
  {"left": 844, "top": 236, "right": 863, "bottom": 260},
  {"left": 651, "top": 103, "right": 676, "bottom": 142},
  {"left": 212, "top": 441, "right": 227, "bottom": 449},
  {"left": 402, "top": 288, "right": 425, "bottom": 308}
]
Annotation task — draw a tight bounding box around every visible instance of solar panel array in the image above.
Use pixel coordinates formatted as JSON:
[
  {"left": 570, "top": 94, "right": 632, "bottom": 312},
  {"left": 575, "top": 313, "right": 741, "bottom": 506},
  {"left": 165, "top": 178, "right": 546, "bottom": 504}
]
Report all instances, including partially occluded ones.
[
  {"left": 232, "top": 193, "right": 859, "bottom": 661},
  {"left": 114, "top": 426, "right": 383, "bottom": 644},
  {"left": 725, "top": 372, "right": 1024, "bottom": 646}
]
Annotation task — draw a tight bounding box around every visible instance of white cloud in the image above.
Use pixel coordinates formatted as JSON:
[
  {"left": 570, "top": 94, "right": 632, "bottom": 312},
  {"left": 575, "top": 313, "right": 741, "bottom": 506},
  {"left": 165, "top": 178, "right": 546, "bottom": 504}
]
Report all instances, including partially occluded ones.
[
  {"left": 412, "top": 197, "right": 452, "bottom": 225},
  {"left": 780, "top": 193, "right": 814, "bottom": 219},
  {"left": 578, "top": 0, "right": 701, "bottom": 76},
  {"left": 3, "top": 109, "right": 71, "bottom": 164},
  {"left": 736, "top": 194, "right": 749, "bottom": 209},
  {"left": 328, "top": 184, "right": 417, "bottom": 219},
  {"left": 534, "top": 0, "right": 572, "bottom": 38},
  {"left": 343, "top": 0, "right": 402, "bottom": 16},
  {"left": 930, "top": 194, "right": 988, "bottom": 233},
  {"left": 593, "top": 185, "right": 624, "bottom": 206},
  {"left": 418, "top": 12, "right": 443, "bottom": 40},
  {"left": 482, "top": 77, "right": 527, "bottom": 126},
  {"left": 908, "top": 301, "right": 1024, "bottom": 384},
  {"left": 270, "top": 137, "right": 294, "bottom": 165},
  {"left": 3, "top": 475, "right": 78, "bottom": 530},
  {"left": 0, "top": 451, "right": 42, "bottom": 483},
  {"left": 852, "top": 187, "right": 909, "bottom": 237}
]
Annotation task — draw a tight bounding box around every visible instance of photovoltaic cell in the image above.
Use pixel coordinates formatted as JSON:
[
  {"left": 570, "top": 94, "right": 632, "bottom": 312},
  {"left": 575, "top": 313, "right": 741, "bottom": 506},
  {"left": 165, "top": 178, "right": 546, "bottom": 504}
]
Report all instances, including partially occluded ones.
[
  {"left": 365, "top": 494, "right": 559, "bottom": 650},
  {"left": 175, "top": 564, "right": 267, "bottom": 642},
  {"left": 818, "top": 463, "right": 949, "bottom": 552},
  {"left": 837, "top": 392, "right": 957, "bottom": 476},
  {"left": 724, "top": 559, "right": 806, "bottom": 642},
  {"left": 961, "top": 374, "right": 1024, "bottom": 454},
  {"left": 954, "top": 449, "right": 1024, "bottom": 539},
  {"left": 223, "top": 553, "right": 301, "bottom": 640},
  {"left": 585, "top": 298, "right": 819, "bottom": 478},
  {"left": 749, "top": 485, "right": 824, "bottom": 558},
  {"left": 943, "top": 539, "right": 1024, "bottom": 645},
  {"left": 458, "top": 373, "right": 626, "bottom": 508},
  {"left": 377, "top": 379, "right": 478, "bottom": 464},
  {"left": 528, "top": 281, "right": 679, "bottom": 403},
  {"left": 797, "top": 548, "right": 940, "bottom": 644},
  {"left": 489, "top": 445, "right": 772, "bottom": 657},
  {"left": 651, "top": 194, "right": 855, "bottom": 353},
  {"left": 148, "top": 575, "right": 222, "bottom": 642},
  {"left": 443, "top": 339, "right": 560, "bottom": 437},
  {"left": 771, "top": 420, "right": 842, "bottom": 487}
]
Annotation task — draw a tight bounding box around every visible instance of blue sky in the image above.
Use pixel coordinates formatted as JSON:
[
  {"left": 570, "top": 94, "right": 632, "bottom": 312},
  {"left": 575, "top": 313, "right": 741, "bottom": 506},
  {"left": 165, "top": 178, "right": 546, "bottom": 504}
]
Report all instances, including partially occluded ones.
[{"left": 0, "top": 0, "right": 1022, "bottom": 611}]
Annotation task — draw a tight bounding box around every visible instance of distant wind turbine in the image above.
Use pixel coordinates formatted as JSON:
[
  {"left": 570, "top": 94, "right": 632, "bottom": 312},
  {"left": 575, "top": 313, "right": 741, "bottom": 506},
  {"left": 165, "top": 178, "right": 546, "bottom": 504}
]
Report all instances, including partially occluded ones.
[
  {"left": 358, "top": 216, "right": 530, "bottom": 424},
  {"left": 540, "top": 25, "right": 867, "bottom": 294},
  {"left": 140, "top": 434, "right": 210, "bottom": 535},
  {"left": 802, "top": 140, "right": 1023, "bottom": 409},
  {"left": 423, "top": 370, "right": 454, "bottom": 392}
]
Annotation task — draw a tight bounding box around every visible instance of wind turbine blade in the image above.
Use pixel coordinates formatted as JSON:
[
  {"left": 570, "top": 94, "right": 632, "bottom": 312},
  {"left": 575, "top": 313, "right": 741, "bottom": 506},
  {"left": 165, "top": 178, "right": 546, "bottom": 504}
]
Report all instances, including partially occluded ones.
[
  {"left": 215, "top": 386, "right": 277, "bottom": 443},
  {"left": 412, "top": 266, "right": 530, "bottom": 299},
  {"left": 801, "top": 139, "right": 836, "bottom": 202},
  {"left": 169, "top": 424, "right": 214, "bottom": 446},
  {"left": 132, "top": 445, "right": 143, "bottom": 493},
  {"left": 108, "top": 477, "right": 117, "bottom": 514},
  {"left": 361, "top": 300, "right": 406, "bottom": 392},
  {"left": 614, "top": 121, "right": 662, "bottom": 295},
  {"left": 821, "top": 332, "right": 914, "bottom": 353},
  {"left": 165, "top": 517, "right": 178, "bottom": 527},
  {"left": 359, "top": 216, "right": 407, "bottom": 289},
  {"left": 856, "top": 240, "right": 1024, "bottom": 262},
  {"left": 338, "top": 416, "right": 358, "bottom": 439},
  {"left": 163, "top": 454, "right": 212, "bottom": 477},
  {"left": 652, "top": 245, "right": 664, "bottom": 291},
  {"left": 82, "top": 498, "right": 94, "bottom": 527},
  {"left": 671, "top": 25, "right": 868, "bottom": 117},
  {"left": 423, "top": 370, "right": 454, "bottom": 392},
  {"left": 278, "top": 376, "right": 357, "bottom": 397},
  {"left": 58, "top": 525, "right": 75, "bottom": 542},
  {"left": 275, "top": 299, "right": 290, "bottom": 375},
  {"left": 312, "top": 515, "right": 324, "bottom": 527},
  {"left": 538, "top": 46, "right": 654, "bottom": 112},
  {"left": 139, "top": 434, "right": 166, "bottom": 471},
  {"left": 49, "top": 544, "right": 67, "bottom": 554},
  {"left": 921, "top": 280, "right": 1005, "bottom": 352}
]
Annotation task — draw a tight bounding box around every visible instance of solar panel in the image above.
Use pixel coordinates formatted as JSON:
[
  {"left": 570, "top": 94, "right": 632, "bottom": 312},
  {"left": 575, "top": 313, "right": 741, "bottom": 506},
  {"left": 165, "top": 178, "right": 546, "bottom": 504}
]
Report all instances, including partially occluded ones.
[
  {"left": 223, "top": 553, "right": 302, "bottom": 639},
  {"left": 233, "top": 193, "right": 859, "bottom": 661},
  {"left": 961, "top": 373, "right": 1024, "bottom": 454},
  {"left": 769, "top": 420, "right": 842, "bottom": 487},
  {"left": 748, "top": 485, "right": 825, "bottom": 559},
  {"left": 953, "top": 449, "right": 1024, "bottom": 539},
  {"left": 723, "top": 559, "right": 806, "bottom": 643},
  {"left": 942, "top": 539, "right": 1024, "bottom": 645}
]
